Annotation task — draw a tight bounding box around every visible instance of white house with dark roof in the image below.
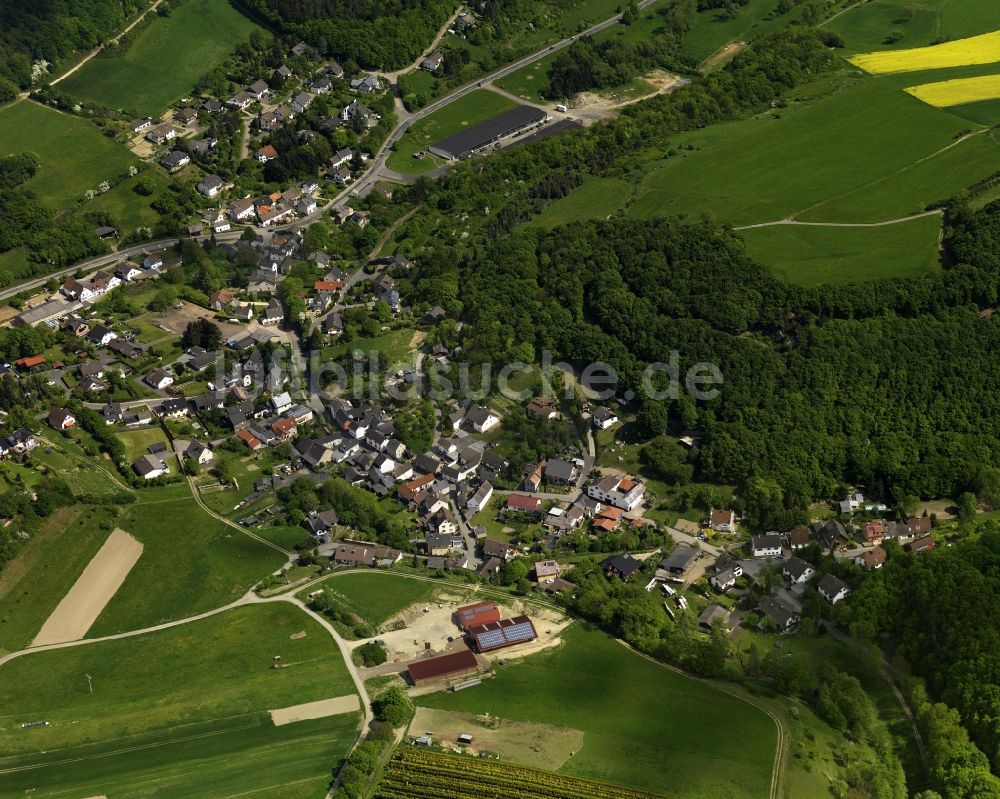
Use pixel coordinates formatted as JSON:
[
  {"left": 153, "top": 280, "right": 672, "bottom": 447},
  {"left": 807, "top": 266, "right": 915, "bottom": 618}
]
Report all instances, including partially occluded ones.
[
  {"left": 817, "top": 574, "right": 851, "bottom": 605},
  {"left": 198, "top": 174, "right": 224, "bottom": 198}
]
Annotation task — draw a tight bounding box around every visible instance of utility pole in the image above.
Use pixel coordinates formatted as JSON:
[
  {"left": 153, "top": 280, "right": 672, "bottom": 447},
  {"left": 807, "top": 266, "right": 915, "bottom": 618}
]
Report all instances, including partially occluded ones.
[{"left": 85, "top": 673, "right": 92, "bottom": 694}]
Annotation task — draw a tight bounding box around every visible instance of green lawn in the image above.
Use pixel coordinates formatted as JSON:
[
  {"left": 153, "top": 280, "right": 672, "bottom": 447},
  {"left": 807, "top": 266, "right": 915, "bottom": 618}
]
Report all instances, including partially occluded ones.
[
  {"left": 387, "top": 90, "right": 519, "bottom": 174},
  {"left": 0, "top": 248, "right": 31, "bottom": 281},
  {"left": 117, "top": 426, "right": 171, "bottom": 461},
  {"left": 87, "top": 483, "right": 285, "bottom": 635},
  {"left": 738, "top": 214, "right": 943, "bottom": 286},
  {"left": 418, "top": 624, "right": 777, "bottom": 799},
  {"left": 299, "top": 572, "right": 437, "bottom": 628},
  {"left": 0, "top": 101, "right": 138, "bottom": 208},
  {"left": 0, "top": 603, "right": 359, "bottom": 797},
  {"left": 530, "top": 177, "right": 630, "bottom": 230},
  {"left": 58, "top": 0, "right": 262, "bottom": 116},
  {"left": 0, "top": 507, "right": 113, "bottom": 655}
]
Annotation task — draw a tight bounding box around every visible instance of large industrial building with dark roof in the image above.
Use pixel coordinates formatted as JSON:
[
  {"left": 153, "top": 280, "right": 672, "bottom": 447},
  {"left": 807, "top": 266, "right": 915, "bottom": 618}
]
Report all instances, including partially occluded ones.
[
  {"left": 467, "top": 615, "right": 538, "bottom": 652},
  {"left": 428, "top": 105, "right": 550, "bottom": 160}
]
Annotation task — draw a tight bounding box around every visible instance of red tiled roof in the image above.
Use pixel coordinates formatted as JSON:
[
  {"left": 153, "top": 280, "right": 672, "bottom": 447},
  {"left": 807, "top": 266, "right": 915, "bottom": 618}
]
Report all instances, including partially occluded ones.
[
  {"left": 506, "top": 493, "right": 540, "bottom": 512},
  {"left": 15, "top": 354, "right": 46, "bottom": 368},
  {"left": 407, "top": 649, "right": 478, "bottom": 682}
]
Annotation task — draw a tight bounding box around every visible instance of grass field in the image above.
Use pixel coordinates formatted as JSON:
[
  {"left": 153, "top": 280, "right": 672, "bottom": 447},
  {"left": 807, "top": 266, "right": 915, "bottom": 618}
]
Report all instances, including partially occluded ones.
[
  {"left": 623, "top": 72, "right": 1000, "bottom": 226},
  {"left": 906, "top": 72, "right": 1000, "bottom": 107},
  {"left": 418, "top": 624, "right": 777, "bottom": 799},
  {"left": 298, "top": 572, "right": 436, "bottom": 628},
  {"left": 530, "top": 177, "right": 629, "bottom": 229},
  {"left": 497, "top": 5, "right": 671, "bottom": 100},
  {"left": 0, "top": 507, "right": 113, "bottom": 655},
  {"left": 86, "top": 482, "right": 285, "bottom": 636},
  {"left": 850, "top": 28, "right": 1000, "bottom": 74},
  {"left": 387, "top": 90, "right": 519, "bottom": 174},
  {"left": 89, "top": 168, "right": 171, "bottom": 234},
  {"left": 738, "top": 215, "right": 942, "bottom": 286},
  {"left": 826, "top": 0, "right": 1000, "bottom": 55},
  {"left": 58, "top": 0, "right": 262, "bottom": 116},
  {"left": 0, "top": 249, "right": 31, "bottom": 281},
  {"left": 681, "top": 0, "right": 806, "bottom": 63},
  {"left": 0, "top": 101, "right": 137, "bottom": 208},
  {"left": 323, "top": 327, "right": 425, "bottom": 369},
  {"left": 0, "top": 603, "right": 359, "bottom": 797}
]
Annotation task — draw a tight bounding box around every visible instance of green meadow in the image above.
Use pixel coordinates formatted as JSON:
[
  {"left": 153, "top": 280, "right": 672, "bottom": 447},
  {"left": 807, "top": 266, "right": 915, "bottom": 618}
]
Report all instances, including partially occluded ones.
[
  {"left": 0, "top": 603, "right": 358, "bottom": 798},
  {"left": 58, "top": 0, "right": 262, "bottom": 116},
  {"left": 418, "top": 624, "right": 777, "bottom": 799},
  {"left": 0, "top": 101, "right": 137, "bottom": 208},
  {"left": 387, "top": 90, "right": 519, "bottom": 174},
  {"left": 87, "top": 482, "right": 285, "bottom": 636},
  {"left": 299, "top": 571, "right": 437, "bottom": 628},
  {"left": 738, "top": 215, "right": 942, "bottom": 286}
]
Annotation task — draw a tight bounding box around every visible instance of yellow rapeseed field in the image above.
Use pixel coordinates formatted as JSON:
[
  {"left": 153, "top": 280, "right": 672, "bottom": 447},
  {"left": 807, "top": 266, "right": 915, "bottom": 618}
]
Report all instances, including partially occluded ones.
[
  {"left": 906, "top": 73, "right": 1000, "bottom": 107},
  {"left": 850, "top": 29, "right": 1000, "bottom": 75}
]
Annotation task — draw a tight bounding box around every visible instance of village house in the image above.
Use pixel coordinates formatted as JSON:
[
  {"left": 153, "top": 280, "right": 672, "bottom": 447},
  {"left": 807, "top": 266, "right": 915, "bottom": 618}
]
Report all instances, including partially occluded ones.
[
  {"left": 591, "top": 406, "right": 618, "bottom": 430},
  {"left": 145, "top": 368, "right": 174, "bottom": 390},
  {"left": 817, "top": 574, "right": 851, "bottom": 604},
  {"left": 47, "top": 407, "right": 76, "bottom": 430},
  {"left": 709, "top": 508, "right": 736, "bottom": 533},
  {"left": 750, "top": 533, "right": 783, "bottom": 559},
  {"left": 782, "top": 556, "right": 815, "bottom": 585},
  {"left": 587, "top": 475, "right": 644, "bottom": 512},
  {"left": 198, "top": 174, "right": 224, "bottom": 198},
  {"left": 855, "top": 546, "right": 887, "bottom": 570},
  {"left": 133, "top": 454, "right": 168, "bottom": 480}
]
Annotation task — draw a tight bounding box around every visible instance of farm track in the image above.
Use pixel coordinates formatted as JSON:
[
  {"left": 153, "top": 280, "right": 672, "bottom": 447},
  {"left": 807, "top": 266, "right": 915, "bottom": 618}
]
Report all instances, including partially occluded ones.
[{"left": 733, "top": 209, "right": 944, "bottom": 230}]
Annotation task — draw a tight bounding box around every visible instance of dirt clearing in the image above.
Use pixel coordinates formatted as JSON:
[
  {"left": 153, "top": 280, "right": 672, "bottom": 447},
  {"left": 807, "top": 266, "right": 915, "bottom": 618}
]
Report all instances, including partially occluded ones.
[
  {"left": 151, "top": 300, "right": 245, "bottom": 339},
  {"left": 270, "top": 695, "right": 360, "bottom": 726},
  {"left": 32, "top": 529, "right": 142, "bottom": 646},
  {"left": 571, "top": 70, "right": 688, "bottom": 117},
  {"left": 410, "top": 707, "right": 584, "bottom": 770},
  {"left": 373, "top": 593, "right": 571, "bottom": 664},
  {"left": 699, "top": 41, "right": 747, "bottom": 72}
]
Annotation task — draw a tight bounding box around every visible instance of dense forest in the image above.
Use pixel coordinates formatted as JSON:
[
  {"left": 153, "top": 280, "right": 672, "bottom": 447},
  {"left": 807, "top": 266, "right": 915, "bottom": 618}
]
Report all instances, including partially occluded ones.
[
  {"left": 0, "top": 0, "right": 141, "bottom": 96},
  {"left": 234, "top": 0, "right": 456, "bottom": 68},
  {"left": 840, "top": 525, "right": 1000, "bottom": 798}
]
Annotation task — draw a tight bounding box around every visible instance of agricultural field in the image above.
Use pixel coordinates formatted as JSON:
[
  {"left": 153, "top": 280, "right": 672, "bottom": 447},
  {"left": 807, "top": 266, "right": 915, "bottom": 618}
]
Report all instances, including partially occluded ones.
[
  {"left": 58, "top": 0, "right": 262, "bottom": 116},
  {"left": 417, "top": 624, "right": 777, "bottom": 798},
  {"left": 0, "top": 603, "right": 360, "bottom": 798},
  {"left": 298, "top": 571, "right": 437, "bottom": 628},
  {"left": 849, "top": 28, "right": 1000, "bottom": 74},
  {"left": 737, "top": 215, "right": 943, "bottom": 287},
  {"left": 906, "top": 73, "right": 1000, "bottom": 107},
  {"left": 0, "top": 507, "right": 114, "bottom": 655},
  {"left": 376, "top": 748, "right": 669, "bottom": 799},
  {"left": 0, "top": 101, "right": 138, "bottom": 208},
  {"left": 387, "top": 90, "right": 519, "bottom": 174},
  {"left": 621, "top": 71, "right": 1000, "bottom": 227},
  {"left": 86, "top": 482, "right": 285, "bottom": 636}
]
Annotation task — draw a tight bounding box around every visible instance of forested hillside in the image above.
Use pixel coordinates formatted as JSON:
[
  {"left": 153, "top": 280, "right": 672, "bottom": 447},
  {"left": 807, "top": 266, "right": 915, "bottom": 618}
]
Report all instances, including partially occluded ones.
[
  {"left": 840, "top": 525, "right": 1000, "bottom": 797},
  {"left": 235, "top": 0, "right": 455, "bottom": 68},
  {"left": 0, "top": 0, "right": 141, "bottom": 97}
]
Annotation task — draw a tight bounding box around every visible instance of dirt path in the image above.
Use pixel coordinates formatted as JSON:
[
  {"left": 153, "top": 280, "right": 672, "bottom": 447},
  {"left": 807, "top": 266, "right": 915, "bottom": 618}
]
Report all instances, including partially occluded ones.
[
  {"left": 186, "top": 474, "right": 292, "bottom": 557},
  {"left": 365, "top": 206, "right": 419, "bottom": 260},
  {"left": 734, "top": 209, "right": 944, "bottom": 230},
  {"left": 270, "top": 694, "right": 361, "bottom": 725},
  {"left": 32, "top": 529, "right": 143, "bottom": 646},
  {"left": 50, "top": 0, "right": 165, "bottom": 87},
  {"left": 698, "top": 41, "right": 747, "bottom": 72}
]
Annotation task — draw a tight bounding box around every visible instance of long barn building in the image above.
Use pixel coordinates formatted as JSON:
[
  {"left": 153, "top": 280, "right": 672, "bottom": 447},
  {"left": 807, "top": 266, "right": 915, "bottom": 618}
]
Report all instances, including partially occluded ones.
[
  {"left": 467, "top": 615, "right": 538, "bottom": 653},
  {"left": 428, "top": 105, "right": 550, "bottom": 161}
]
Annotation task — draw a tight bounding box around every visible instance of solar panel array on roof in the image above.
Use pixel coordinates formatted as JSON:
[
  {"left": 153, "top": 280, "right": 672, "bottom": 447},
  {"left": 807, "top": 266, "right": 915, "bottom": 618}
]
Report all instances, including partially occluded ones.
[{"left": 468, "top": 615, "right": 538, "bottom": 652}]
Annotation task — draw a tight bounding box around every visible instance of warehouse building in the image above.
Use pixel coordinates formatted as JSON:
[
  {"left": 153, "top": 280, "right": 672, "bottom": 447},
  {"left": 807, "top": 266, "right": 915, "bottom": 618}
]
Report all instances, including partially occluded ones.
[
  {"left": 455, "top": 601, "right": 501, "bottom": 631},
  {"left": 407, "top": 649, "right": 481, "bottom": 686},
  {"left": 467, "top": 615, "right": 537, "bottom": 653},
  {"left": 428, "top": 105, "right": 549, "bottom": 160}
]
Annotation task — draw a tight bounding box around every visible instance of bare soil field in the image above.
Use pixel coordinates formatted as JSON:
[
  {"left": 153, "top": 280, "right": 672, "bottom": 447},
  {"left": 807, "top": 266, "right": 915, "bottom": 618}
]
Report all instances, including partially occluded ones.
[
  {"left": 270, "top": 695, "right": 361, "bottom": 726},
  {"left": 32, "top": 528, "right": 142, "bottom": 646},
  {"left": 409, "top": 707, "right": 585, "bottom": 770}
]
